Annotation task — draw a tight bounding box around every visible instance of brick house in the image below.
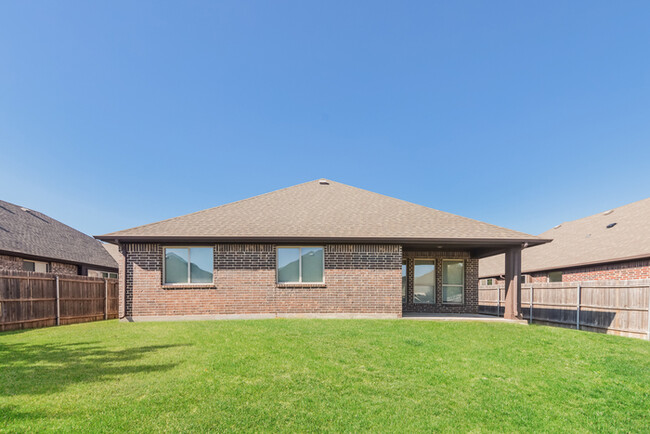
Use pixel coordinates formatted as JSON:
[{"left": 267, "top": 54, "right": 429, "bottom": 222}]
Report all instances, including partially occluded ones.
[
  {"left": 480, "top": 197, "right": 650, "bottom": 283},
  {"left": 96, "top": 180, "right": 547, "bottom": 321},
  {"left": 0, "top": 199, "right": 118, "bottom": 277}
]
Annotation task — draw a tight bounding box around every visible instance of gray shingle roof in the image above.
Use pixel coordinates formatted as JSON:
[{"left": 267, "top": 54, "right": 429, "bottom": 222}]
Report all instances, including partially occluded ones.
[
  {"left": 97, "top": 179, "right": 546, "bottom": 245},
  {"left": 479, "top": 197, "right": 650, "bottom": 277},
  {"left": 0, "top": 200, "right": 118, "bottom": 269}
]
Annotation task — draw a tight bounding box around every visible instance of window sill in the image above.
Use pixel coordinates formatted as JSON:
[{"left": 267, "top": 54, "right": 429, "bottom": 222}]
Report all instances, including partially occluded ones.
[
  {"left": 162, "top": 284, "right": 216, "bottom": 290},
  {"left": 276, "top": 282, "right": 327, "bottom": 288}
]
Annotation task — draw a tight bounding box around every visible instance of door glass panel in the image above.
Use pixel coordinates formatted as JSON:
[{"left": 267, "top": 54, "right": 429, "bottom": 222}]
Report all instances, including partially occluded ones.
[
  {"left": 414, "top": 260, "right": 435, "bottom": 304},
  {"left": 402, "top": 261, "right": 407, "bottom": 303}
]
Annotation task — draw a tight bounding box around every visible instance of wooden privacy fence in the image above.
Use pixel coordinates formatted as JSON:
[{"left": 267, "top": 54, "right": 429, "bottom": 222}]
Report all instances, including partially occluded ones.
[
  {"left": 0, "top": 270, "right": 119, "bottom": 332},
  {"left": 479, "top": 280, "right": 650, "bottom": 339}
]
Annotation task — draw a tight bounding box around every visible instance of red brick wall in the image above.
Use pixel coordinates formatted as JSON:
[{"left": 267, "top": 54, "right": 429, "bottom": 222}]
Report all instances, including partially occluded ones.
[
  {"left": 486, "top": 258, "right": 650, "bottom": 283},
  {"left": 559, "top": 259, "right": 650, "bottom": 281},
  {"left": 122, "top": 243, "right": 404, "bottom": 318}
]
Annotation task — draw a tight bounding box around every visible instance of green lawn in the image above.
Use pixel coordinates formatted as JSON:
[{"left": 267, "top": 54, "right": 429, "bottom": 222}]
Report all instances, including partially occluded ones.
[{"left": 1, "top": 320, "right": 648, "bottom": 433}]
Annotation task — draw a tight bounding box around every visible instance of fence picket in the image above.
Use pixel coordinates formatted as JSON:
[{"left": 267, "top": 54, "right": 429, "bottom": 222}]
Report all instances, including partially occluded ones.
[
  {"left": 0, "top": 270, "right": 118, "bottom": 332},
  {"left": 479, "top": 279, "right": 650, "bottom": 339}
]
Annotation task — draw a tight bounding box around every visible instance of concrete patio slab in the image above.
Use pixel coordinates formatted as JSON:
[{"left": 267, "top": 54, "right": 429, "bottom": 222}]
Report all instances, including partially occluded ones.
[{"left": 401, "top": 313, "right": 527, "bottom": 324}]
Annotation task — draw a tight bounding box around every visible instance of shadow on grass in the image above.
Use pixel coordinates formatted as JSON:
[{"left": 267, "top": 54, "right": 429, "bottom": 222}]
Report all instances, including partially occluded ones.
[
  {"left": 0, "top": 404, "right": 49, "bottom": 424},
  {"left": 0, "top": 341, "right": 187, "bottom": 397}
]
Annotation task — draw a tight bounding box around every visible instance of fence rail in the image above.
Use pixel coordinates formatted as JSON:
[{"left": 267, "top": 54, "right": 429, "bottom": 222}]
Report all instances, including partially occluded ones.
[
  {"left": 479, "top": 279, "right": 650, "bottom": 340},
  {"left": 0, "top": 270, "right": 119, "bottom": 331}
]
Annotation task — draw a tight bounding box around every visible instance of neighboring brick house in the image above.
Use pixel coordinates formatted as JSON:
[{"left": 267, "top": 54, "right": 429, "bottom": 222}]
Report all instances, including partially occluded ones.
[
  {"left": 96, "top": 179, "right": 547, "bottom": 321},
  {"left": 479, "top": 197, "right": 650, "bottom": 283},
  {"left": 0, "top": 199, "right": 118, "bottom": 276}
]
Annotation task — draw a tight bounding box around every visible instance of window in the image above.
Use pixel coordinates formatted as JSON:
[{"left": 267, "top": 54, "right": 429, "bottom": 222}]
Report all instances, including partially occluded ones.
[
  {"left": 277, "top": 247, "right": 324, "bottom": 283},
  {"left": 486, "top": 278, "right": 494, "bottom": 285},
  {"left": 548, "top": 271, "right": 563, "bottom": 282},
  {"left": 442, "top": 260, "right": 464, "bottom": 304},
  {"left": 88, "top": 270, "right": 117, "bottom": 279},
  {"left": 414, "top": 260, "right": 435, "bottom": 304},
  {"left": 164, "top": 247, "right": 213, "bottom": 285},
  {"left": 521, "top": 274, "right": 528, "bottom": 284},
  {"left": 402, "top": 260, "right": 407, "bottom": 303},
  {"left": 23, "top": 260, "right": 48, "bottom": 273}
]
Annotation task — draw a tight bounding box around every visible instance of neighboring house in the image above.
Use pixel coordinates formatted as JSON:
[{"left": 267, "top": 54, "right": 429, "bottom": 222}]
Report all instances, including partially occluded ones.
[
  {"left": 90, "top": 243, "right": 121, "bottom": 279},
  {"left": 96, "top": 179, "right": 547, "bottom": 320},
  {"left": 480, "top": 197, "right": 650, "bottom": 283},
  {"left": 0, "top": 199, "right": 118, "bottom": 276}
]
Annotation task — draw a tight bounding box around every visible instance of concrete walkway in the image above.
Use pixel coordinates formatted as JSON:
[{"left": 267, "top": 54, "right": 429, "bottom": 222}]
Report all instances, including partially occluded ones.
[{"left": 401, "top": 313, "right": 527, "bottom": 324}]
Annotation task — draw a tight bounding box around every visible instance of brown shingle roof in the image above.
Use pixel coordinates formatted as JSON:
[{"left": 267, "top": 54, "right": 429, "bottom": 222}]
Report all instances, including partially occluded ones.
[
  {"left": 479, "top": 197, "right": 650, "bottom": 277},
  {"left": 0, "top": 199, "right": 118, "bottom": 269},
  {"left": 101, "top": 242, "right": 123, "bottom": 265},
  {"left": 97, "top": 179, "right": 546, "bottom": 245}
]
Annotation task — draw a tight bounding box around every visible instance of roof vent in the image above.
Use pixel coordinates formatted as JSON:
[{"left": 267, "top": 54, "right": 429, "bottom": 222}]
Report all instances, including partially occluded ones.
[
  {"left": 553, "top": 224, "right": 562, "bottom": 229},
  {"left": 603, "top": 209, "right": 614, "bottom": 216},
  {"left": 318, "top": 179, "right": 329, "bottom": 185},
  {"left": 606, "top": 222, "right": 617, "bottom": 229},
  {"left": 20, "top": 207, "right": 30, "bottom": 212}
]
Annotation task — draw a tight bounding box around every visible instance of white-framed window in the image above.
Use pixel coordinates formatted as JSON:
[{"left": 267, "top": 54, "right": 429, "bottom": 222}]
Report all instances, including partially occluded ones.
[
  {"left": 414, "top": 259, "right": 435, "bottom": 304},
  {"left": 442, "top": 260, "right": 464, "bottom": 304},
  {"left": 23, "top": 260, "right": 49, "bottom": 273},
  {"left": 402, "top": 260, "right": 407, "bottom": 303},
  {"left": 89, "top": 270, "right": 118, "bottom": 279},
  {"left": 163, "top": 247, "right": 214, "bottom": 285},
  {"left": 277, "top": 247, "right": 324, "bottom": 283}
]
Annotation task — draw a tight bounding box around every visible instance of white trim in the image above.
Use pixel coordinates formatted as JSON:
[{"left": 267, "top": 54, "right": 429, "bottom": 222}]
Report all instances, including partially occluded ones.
[
  {"left": 163, "top": 246, "right": 214, "bottom": 285},
  {"left": 442, "top": 259, "right": 465, "bottom": 305},
  {"left": 276, "top": 246, "right": 325, "bottom": 284}
]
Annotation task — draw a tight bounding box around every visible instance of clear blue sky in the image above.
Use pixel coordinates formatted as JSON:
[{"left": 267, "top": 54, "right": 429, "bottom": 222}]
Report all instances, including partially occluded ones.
[{"left": 1, "top": 1, "right": 649, "bottom": 237}]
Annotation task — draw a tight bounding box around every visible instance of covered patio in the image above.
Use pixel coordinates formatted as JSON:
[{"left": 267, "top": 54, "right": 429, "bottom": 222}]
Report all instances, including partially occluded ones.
[{"left": 401, "top": 242, "right": 542, "bottom": 320}]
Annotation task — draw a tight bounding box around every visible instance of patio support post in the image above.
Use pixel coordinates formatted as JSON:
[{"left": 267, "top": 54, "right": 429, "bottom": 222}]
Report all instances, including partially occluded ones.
[{"left": 504, "top": 246, "right": 522, "bottom": 319}]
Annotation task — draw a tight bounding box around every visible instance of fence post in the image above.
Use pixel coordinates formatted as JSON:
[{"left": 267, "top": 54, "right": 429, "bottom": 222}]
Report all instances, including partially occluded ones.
[
  {"left": 576, "top": 283, "right": 581, "bottom": 331},
  {"left": 497, "top": 285, "right": 501, "bottom": 317},
  {"left": 647, "top": 285, "right": 650, "bottom": 341},
  {"left": 55, "top": 275, "right": 60, "bottom": 326},
  {"left": 104, "top": 279, "right": 108, "bottom": 320},
  {"left": 529, "top": 284, "right": 534, "bottom": 324}
]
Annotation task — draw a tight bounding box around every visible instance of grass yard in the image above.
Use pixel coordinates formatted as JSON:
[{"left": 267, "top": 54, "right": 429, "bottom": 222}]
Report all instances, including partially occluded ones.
[{"left": 1, "top": 320, "right": 648, "bottom": 432}]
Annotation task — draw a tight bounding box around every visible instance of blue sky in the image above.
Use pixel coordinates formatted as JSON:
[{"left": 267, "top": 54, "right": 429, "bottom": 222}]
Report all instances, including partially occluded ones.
[{"left": 1, "top": 1, "right": 649, "bottom": 237}]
